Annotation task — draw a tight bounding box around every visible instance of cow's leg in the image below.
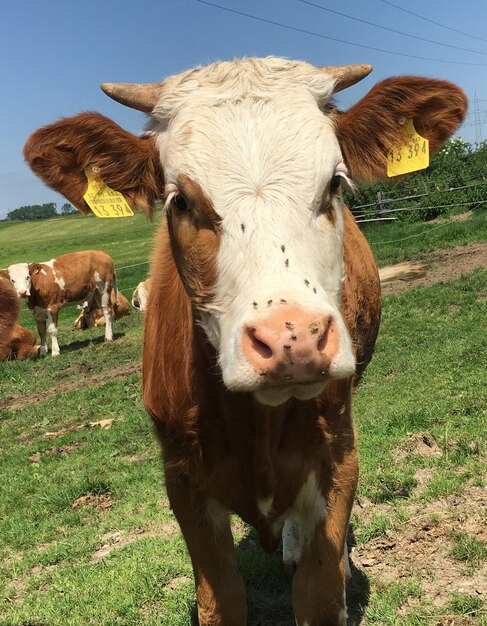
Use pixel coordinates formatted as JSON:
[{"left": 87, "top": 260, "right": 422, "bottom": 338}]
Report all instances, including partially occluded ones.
[
  {"left": 33, "top": 308, "right": 48, "bottom": 356},
  {"left": 47, "top": 308, "right": 60, "bottom": 357},
  {"left": 292, "top": 386, "right": 357, "bottom": 626},
  {"left": 96, "top": 278, "right": 113, "bottom": 342},
  {"left": 165, "top": 469, "right": 246, "bottom": 626}
]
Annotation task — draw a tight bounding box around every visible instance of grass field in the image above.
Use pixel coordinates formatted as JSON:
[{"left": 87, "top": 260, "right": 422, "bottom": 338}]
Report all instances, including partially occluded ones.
[{"left": 1, "top": 209, "right": 486, "bottom": 625}]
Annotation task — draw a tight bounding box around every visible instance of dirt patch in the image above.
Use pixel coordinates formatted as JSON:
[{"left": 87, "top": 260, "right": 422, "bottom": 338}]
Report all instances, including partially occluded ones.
[
  {"left": 162, "top": 575, "right": 192, "bottom": 591},
  {"left": 429, "top": 211, "right": 473, "bottom": 225},
  {"left": 0, "top": 363, "right": 141, "bottom": 411},
  {"left": 91, "top": 524, "right": 179, "bottom": 562},
  {"left": 28, "top": 443, "right": 80, "bottom": 463},
  {"left": 71, "top": 492, "right": 113, "bottom": 512},
  {"left": 42, "top": 417, "right": 118, "bottom": 440},
  {"left": 350, "top": 484, "right": 487, "bottom": 617},
  {"left": 381, "top": 242, "right": 487, "bottom": 295},
  {"left": 119, "top": 450, "right": 153, "bottom": 464},
  {"left": 395, "top": 433, "right": 443, "bottom": 462},
  {"left": 8, "top": 562, "right": 59, "bottom": 603}
]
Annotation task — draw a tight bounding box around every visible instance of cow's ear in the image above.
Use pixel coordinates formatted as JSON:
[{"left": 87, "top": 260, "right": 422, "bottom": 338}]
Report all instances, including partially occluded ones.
[
  {"left": 334, "top": 77, "right": 468, "bottom": 182},
  {"left": 24, "top": 112, "right": 164, "bottom": 218},
  {"left": 28, "top": 263, "right": 42, "bottom": 276}
]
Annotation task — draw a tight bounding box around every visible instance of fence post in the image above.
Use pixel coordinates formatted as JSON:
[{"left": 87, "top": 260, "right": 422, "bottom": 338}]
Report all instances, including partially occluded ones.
[{"left": 376, "top": 191, "right": 385, "bottom": 217}]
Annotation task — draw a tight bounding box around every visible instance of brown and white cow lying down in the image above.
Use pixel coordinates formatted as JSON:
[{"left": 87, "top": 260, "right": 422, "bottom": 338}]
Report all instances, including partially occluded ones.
[
  {"left": 7, "top": 250, "right": 116, "bottom": 357},
  {"left": 0, "top": 274, "right": 38, "bottom": 361},
  {"left": 24, "top": 58, "right": 466, "bottom": 625},
  {"left": 0, "top": 275, "right": 19, "bottom": 347},
  {"left": 0, "top": 323, "right": 38, "bottom": 361},
  {"left": 74, "top": 290, "right": 130, "bottom": 329},
  {"left": 131, "top": 279, "right": 151, "bottom": 312}
]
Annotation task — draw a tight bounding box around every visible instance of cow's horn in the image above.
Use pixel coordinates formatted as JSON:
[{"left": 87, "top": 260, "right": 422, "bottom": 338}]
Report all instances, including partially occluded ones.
[
  {"left": 100, "top": 82, "right": 162, "bottom": 113},
  {"left": 321, "top": 64, "right": 373, "bottom": 93}
]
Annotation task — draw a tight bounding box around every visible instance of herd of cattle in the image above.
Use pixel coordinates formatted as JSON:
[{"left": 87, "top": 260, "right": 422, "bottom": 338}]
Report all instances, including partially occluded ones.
[{"left": 0, "top": 250, "right": 150, "bottom": 360}]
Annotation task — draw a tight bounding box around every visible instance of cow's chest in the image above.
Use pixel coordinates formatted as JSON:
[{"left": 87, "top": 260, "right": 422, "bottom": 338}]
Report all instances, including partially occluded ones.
[{"left": 203, "top": 422, "right": 331, "bottom": 550}]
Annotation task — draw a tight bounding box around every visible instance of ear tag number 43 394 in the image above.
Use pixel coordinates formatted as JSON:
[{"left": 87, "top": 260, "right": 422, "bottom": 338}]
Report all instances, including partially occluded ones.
[
  {"left": 83, "top": 167, "right": 134, "bottom": 218},
  {"left": 387, "top": 119, "right": 429, "bottom": 178}
]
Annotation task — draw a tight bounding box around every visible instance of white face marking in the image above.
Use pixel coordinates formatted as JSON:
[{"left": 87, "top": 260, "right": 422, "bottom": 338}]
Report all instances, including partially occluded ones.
[
  {"left": 152, "top": 58, "right": 355, "bottom": 403},
  {"left": 7, "top": 263, "right": 31, "bottom": 296}
]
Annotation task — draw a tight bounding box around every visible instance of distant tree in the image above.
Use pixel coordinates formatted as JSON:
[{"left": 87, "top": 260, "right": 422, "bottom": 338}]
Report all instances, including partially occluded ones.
[
  {"left": 6, "top": 203, "right": 57, "bottom": 221},
  {"left": 61, "top": 202, "right": 77, "bottom": 215}
]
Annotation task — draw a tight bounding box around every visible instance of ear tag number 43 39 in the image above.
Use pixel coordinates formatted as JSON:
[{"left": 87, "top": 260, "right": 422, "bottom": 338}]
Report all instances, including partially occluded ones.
[
  {"left": 387, "top": 119, "right": 429, "bottom": 178},
  {"left": 83, "top": 167, "right": 134, "bottom": 218}
]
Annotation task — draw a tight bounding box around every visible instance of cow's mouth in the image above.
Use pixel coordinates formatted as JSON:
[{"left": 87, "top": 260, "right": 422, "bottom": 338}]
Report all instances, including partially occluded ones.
[{"left": 253, "top": 379, "right": 327, "bottom": 406}]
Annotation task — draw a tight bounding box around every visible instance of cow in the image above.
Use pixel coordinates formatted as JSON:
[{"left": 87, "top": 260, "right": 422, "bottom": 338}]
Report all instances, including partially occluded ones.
[
  {"left": 0, "top": 275, "right": 20, "bottom": 348},
  {"left": 74, "top": 290, "right": 130, "bottom": 329},
  {"left": 0, "top": 273, "right": 38, "bottom": 361},
  {"left": 23, "top": 58, "right": 466, "bottom": 625},
  {"left": 131, "top": 279, "right": 151, "bottom": 312},
  {"left": 0, "top": 323, "right": 38, "bottom": 361},
  {"left": 7, "top": 250, "right": 116, "bottom": 356}
]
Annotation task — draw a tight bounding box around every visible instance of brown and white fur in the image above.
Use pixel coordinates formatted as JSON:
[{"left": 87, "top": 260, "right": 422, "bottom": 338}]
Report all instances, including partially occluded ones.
[
  {"left": 23, "top": 57, "right": 466, "bottom": 625},
  {"left": 74, "top": 290, "right": 129, "bottom": 329},
  {"left": 131, "top": 279, "right": 151, "bottom": 312},
  {"left": 0, "top": 274, "right": 19, "bottom": 347},
  {"left": 7, "top": 250, "right": 116, "bottom": 356},
  {"left": 0, "top": 273, "right": 38, "bottom": 361}
]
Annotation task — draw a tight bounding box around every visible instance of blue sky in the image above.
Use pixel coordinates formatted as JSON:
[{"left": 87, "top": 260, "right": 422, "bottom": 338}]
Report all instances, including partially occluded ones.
[{"left": 1, "top": 0, "right": 487, "bottom": 219}]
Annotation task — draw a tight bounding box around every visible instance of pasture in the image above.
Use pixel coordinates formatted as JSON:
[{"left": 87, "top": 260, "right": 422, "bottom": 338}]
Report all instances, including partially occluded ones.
[{"left": 1, "top": 209, "right": 486, "bottom": 625}]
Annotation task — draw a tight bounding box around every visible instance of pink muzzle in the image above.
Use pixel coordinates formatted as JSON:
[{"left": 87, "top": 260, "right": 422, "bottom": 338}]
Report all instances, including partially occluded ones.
[{"left": 242, "top": 305, "right": 340, "bottom": 385}]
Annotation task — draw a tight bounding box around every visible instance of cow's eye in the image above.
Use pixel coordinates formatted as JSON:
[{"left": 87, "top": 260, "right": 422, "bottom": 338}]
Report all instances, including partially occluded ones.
[
  {"left": 330, "top": 175, "right": 342, "bottom": 193},
  {"left": 172, "top": 193, "right": 190, "bottom": 212}
]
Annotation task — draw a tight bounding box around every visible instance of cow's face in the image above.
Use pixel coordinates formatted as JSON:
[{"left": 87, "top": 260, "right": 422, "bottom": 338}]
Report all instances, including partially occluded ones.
[
  {"left": 7, "top": 263, "right": 31, "bottom": 299},
  {"left": 152, "top": 60, "right": 355, "bottom": 404},
  {"left": 23, "top": 58, "right": 467, "bottom": 407}
]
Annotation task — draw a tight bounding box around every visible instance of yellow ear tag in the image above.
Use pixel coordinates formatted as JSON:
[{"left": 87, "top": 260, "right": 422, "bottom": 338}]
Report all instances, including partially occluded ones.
[
  {"left": 83, "top": 167, "right": 134, "bottom": 218},
  {"left": 387, "top": 119, "right": 429, "bottom": 178}
]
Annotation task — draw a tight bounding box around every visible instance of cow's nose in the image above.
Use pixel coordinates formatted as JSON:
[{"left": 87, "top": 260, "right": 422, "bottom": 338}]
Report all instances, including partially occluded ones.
[
  {"left": 18, "top": 290, "right": 29, "bottom": 297},
  {"left": 242, "top": 306, "right": 340, "bottom": 383}
]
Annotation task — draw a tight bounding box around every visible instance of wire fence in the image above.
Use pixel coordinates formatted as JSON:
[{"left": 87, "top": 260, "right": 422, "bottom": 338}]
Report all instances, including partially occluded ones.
[{"left": 350, "top": 179, "right": 487, "bottom": 223}]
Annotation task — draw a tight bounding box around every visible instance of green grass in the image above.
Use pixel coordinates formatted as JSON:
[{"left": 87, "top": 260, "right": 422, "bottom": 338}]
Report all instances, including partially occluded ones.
[
  {"left": 450, "top": 531, "right": 487, "bottom": 572},
  {"left": 448, "top": 593, "right": 484, "bottom": 618},
  {"left": 0, "top": 211, "right": 486, "bottom": 624},
  {"left": 365, "top": 205, "right": 487, "bottom": 265},
  {"left": 0, "top": 211, "right": 162, "bottom": 318}
]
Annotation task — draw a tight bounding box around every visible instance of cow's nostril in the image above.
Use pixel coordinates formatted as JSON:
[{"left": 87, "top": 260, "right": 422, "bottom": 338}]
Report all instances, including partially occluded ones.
[
  {"left": 247, "top": 328, "right": 273, "bottom": 359},
  {"left": 317, "top": 319, "right": 332, "bottom": 353}
]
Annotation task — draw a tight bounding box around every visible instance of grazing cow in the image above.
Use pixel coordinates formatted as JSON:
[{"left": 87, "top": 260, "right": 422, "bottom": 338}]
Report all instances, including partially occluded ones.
[
  {"left": 7, "top": 250, "right": 116, "bottom": 356},
  {"left": 74, "top": 290, "right": 130, "bottom": 329},
  {"left": 131, "top": 279, "right": 151, "bottom": 312},
  {"left": 24, "top": 58, "right": 466, "bottom": 625}
]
